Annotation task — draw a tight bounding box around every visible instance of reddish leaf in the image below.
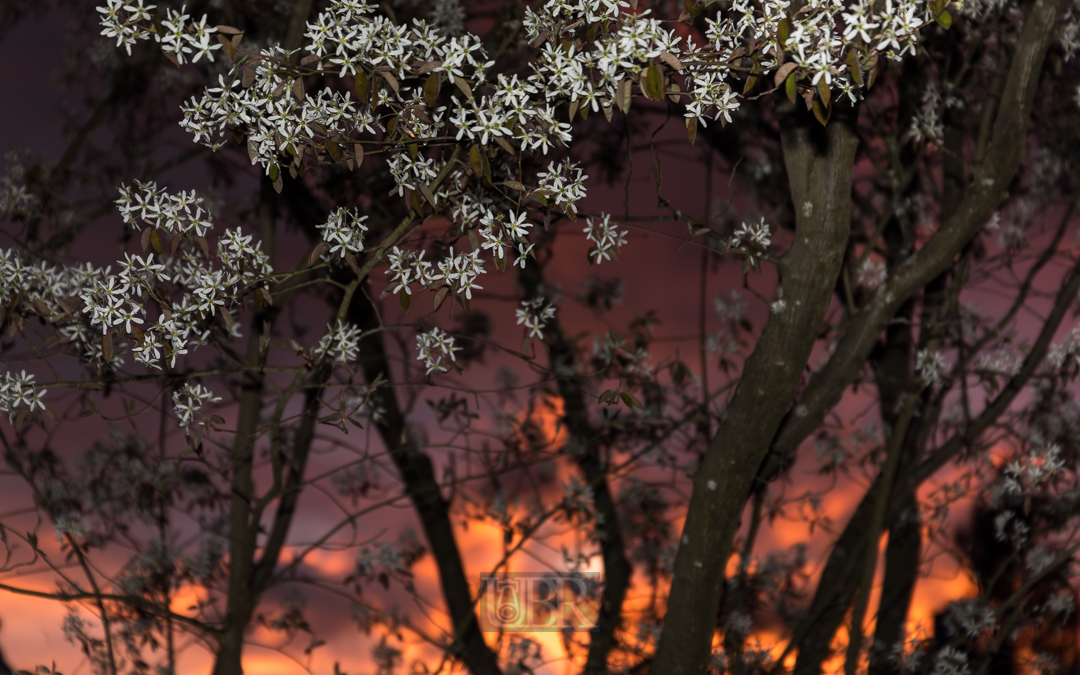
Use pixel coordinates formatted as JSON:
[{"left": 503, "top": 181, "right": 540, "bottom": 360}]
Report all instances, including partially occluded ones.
[
  {"left": 660, "top": 51, "right": 684, "bottom": 71},
  {"left": 306, "top": 243, "right": 328, "bottom": 267},
  {"left": 773, "top": 62, "right": 798, "bottom": 87}
]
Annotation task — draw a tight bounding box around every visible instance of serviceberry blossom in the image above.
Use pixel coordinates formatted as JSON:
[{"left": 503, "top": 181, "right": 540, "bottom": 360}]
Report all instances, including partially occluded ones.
[
  {"left": 942, "top": 599, "right": 997, "bottom": 639},
  {"left": 416, "top": 328, "right": 460, "bottom": 374},
  {"left": 436, "top": 248, "right": 487, "bottom": 299},
  {"left": 1001, "top": 444, "right": 1065, "bottom": 494},
  {"left": 315, "top": 320, "right": 364, "bottom": 363},
  {"left": 731, "top": 218, "right": 771, "bottom": 263},
  {"left": 537, "top": 160, "right": 588, "bottom": 212},
  {"left": 172, "top": 383, "right": 221, "bottom": 434},
  {"left": 114, "top": 181, "right": 214, "bottom": 237},
  {"left": 584, "top": 214, "right": 628, "bottom": 264},
  {"left": 931, "top": 647, "right": 971, "bottom": 675},
  {"left": 1025, "top": 545, "right": 1058, "bottom": 575},
  {"left": 714, "top": 291, "right": 747, "bottom": 321},
  {"left": 53, "top": 514, "right": 93, "bottom": 543},
  {"left": 0, "top": 371, "right": 48, "bottom": 421},
  {"left": 96, "top": 0, "right": 937, "bottom": 338},
  {"left": 856, "top": 259, "right": 887, "bottom": 290},
  {"left": 356, "top": 541, "right": 404, "bottom": 576},
  {"left": 1047, "top": 326, "right": 1080, "bottom": 371},
  {"left": 516, "top": 298, "right": 556, "bottom": 340},
  {"left": 915, "top": 349, "right": 949, "bottom": 384},
  {"left": 976, "top": 347, "right": 1022, "bottom": 376},
  {"left": 317, "top": 207, "right": 370, "bottom": 260}
]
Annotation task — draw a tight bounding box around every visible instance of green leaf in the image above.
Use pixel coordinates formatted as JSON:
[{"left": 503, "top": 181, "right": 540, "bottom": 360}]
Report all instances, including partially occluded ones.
[
  {"left": 325, "top": 138, "right": 341, "bottom": 162},
  {"left": 785, "top": 72, "right": 797, "bottom": 104},
  {"left": 423, "top": 73, "right": 441, "bottom": 107},
  {"left": 469, "top": 145, "right": 484, "bottom": 178},
  {"left": 812, "top": 97, "right": 831, "bottom": 126},
  {"left": 817, "top": 78, "right": 831, "bottom": 108},
  {"left": 778, "top": 17, "right": 792, "bottom": 46},
  {"left": 643, "top": 65, "right": 664, "bottom": 100},
  {"left": 400, "top": 291, "right": 412, "bottom": 313},
  {"left": 620, "top": 392, "right": 640, "bottom": 409},
  {"left": 846, "top": 50, "right": 863, "bottom": 86},
  {"left": 935, "top": 9, "right": 952, "bottom": 28}
]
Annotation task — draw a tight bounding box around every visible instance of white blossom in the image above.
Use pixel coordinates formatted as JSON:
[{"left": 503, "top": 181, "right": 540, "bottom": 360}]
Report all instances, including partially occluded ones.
[
  {"left": 416, "top": 327, "right": 460, "bottom": 374},
  {"left": 516, "top": 298, "right": 556, "bottom": 339}
]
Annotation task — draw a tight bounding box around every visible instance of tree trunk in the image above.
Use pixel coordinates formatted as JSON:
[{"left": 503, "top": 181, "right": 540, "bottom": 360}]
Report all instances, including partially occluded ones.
[{"left": 650, "top": 99, "right": 860, "bottom": 675}]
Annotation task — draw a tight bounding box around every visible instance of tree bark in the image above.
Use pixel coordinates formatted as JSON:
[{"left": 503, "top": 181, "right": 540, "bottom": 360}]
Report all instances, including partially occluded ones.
[
  {"left": 756, "top": 0, "right": 1068, "bottom": 487},
  {"left": 650, "top": 99, "right": 859, "bottom": 675}
]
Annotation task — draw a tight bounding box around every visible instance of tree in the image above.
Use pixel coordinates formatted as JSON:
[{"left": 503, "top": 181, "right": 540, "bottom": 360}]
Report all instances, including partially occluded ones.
[{"left": 2, "top": 0, "right": 1080, "bottom": 673}]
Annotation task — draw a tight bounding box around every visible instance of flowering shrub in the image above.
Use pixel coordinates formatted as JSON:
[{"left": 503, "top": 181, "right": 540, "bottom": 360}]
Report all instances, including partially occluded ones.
[{"left": 2, "top": 0, "right": 1080, "bottom": 673}]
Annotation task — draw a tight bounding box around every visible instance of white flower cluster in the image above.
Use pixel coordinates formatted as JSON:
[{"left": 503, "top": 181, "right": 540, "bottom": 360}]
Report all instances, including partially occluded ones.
[
  {"left": 516, "top": 298, "right": 556, "bottom": 340},
  {"left": 931, "top": 647, "right": 970, "bottom": 675},
  {"left": 346, "top": 387, "right": 386, "bottom": 424},
  {"left": 537, "top": 160, "right": 588, "bottom": 213},
  {"left": 437, "top": 247, "right": 488, "bottom": 298},
  {"left": 1040, "top": 591, "right": 1076, "bottom": 620},
  {"left": 0, "top": 370, "right": 47, "bottom": 421},
  {"left": 416, "top": 327, "right": 460, "bottom": 375},
  {"left": 942, "top": 599, "right": 996, "bottom": 639},
  {"left": 96, "top": 0, "right": 939, "bottom": 317},
  {"left": 317, "top": 207, "right": 370, "bottom": 260},
  {"left": 915, "top": 348, "right": 949, "bottom": 384},
  {"left": 356, "top": 530, "right": 422, "bottom": 576},
  {"left": 731, "top": 217, "right": 772, "bottom": 261},
  {"left": 54, "top": 514, "right": 94, "bottom": 544},
  {"left": 217, "top": 228, "right": 274, "bottom": 281},
  {"left": 993, "top": 510, "right": 1030, "bottom": 546},
  {"left": 172, "top": 382, "right": 221, "bottom": 433},
  {"left": 856, "top": 258, "right": 887, "bottom": 290},
  {"left": 314, "top": 320, "right": 364, "bottom": 363},
  {"left": 114, "top": 180, "right": 214, "bottom": 236},
  {"left": 975, "top": 347, "right": 1022, "bottom": 377},
  {"left": 356, "top": 540, "right": 404, "bottom": 576},
  {"left": 714, "top": 291, "right": 748, "bottom": 321},
  {"left": 584, "top": 213, "right": 628, "bottom": 264},
  {"left": 0, "top": 184, "right": 265, "bottom": 376},
  {"left": 1047, "top": 325, "right": 1080, "bottom": 371},
  {"left": 387, "top": 246, "right": 489, "bottom": 300},
  {"left": 1025, "top": 545, "right": 1058, "bottom": 575},
  {"left": 71, "top": 185, "right": 272, "bottom": 370},
  {"left": 561, "top": 475, "right": 594, "bottom": 515},
  {"left": 1001, "top": 443, "right": 1065, "bottom": 495},
  {"left": 97, "top": 1, "right": 221, "bottom": 62},
  {"left": 1065, "top": 19, "right": 1080, "bottom": 63},
  {"left": 0, "top": 150, "right": 37, "bottom": 216},
  {"left": 479, "top": 210, "right": 536, "bottom": 268}
]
